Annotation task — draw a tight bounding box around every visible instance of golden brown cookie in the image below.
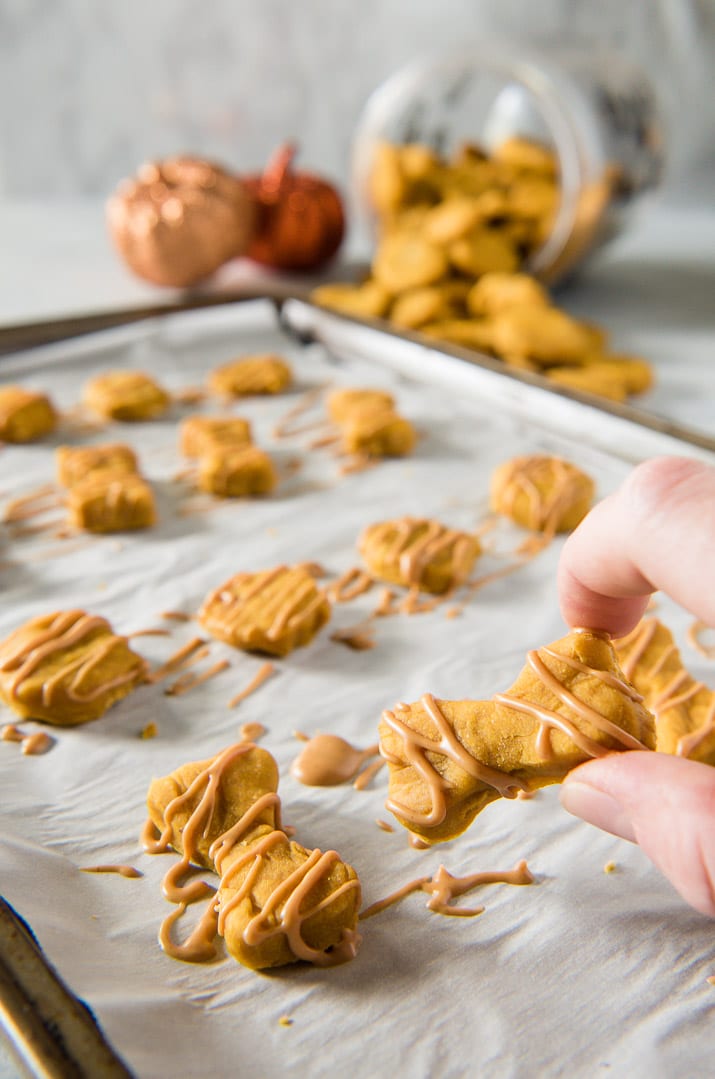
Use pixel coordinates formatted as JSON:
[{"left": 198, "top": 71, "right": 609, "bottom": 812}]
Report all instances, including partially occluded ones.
[
  {"left": 326, "top": 388, "right": 395, "bottom": 425},
  {"left": 379, "top": 629, "right": 655, "bottom": 843},
  {"left": 490, "top": 454, "right": 594, "bottom": 534},
  {"left": 372, "top": 233, "right": 448, "bottom": 293},
  {"left": 199, "top": 565, "right": 331, "bottom": 656},
  {"left": 448, "top": 228, "right": 519, "bottom": 277},
  {"left": 145, "top": 740, "right": 361, "bottom": 970},
  {"left": 0, "top": 609, "right": 147, "bottom": 725},
  {"left": 179, "top": 416, "right": 252, "bottom": 458},
  {"left": 491, "top": 136, "right": 558, "bottom": 177},
  {"left": 198, "top": 445, "right": 277, "bottom": 498},
  {"left": 466, "top": 273, "right": 550, "bottom": 317},
  {"left": 83, "top": 371, "right": 170, "bottom": 421},
  {"left": 56, "top": 443, "right": 139, "bottom": 488},
  {"left": 490, "top": 306, "right": 596, "bottom": 366},
  {"left": 389, "top": 286, "right": 456, "bottom": 329},
  {"left": 359, "top": 517, "right": 480, "bottom": 594},
  {"left": 419, "top": 319, "right": 495, "bottom": 353},
  {"left": 209, "top": 354, "right": 293, "bottom": 397},
  {"left": 311, "top": 281, "right": 392, "bottom": 319},
  {"left": 545, "top": 366, "right": 629, "bottom": 402},
  {"left": 342, "top": 409, "right": 416, "bottom": 458},
  {"left": 67, "top": 470, "right": 157, "bottom": 532},
  {"left": 0, "top": 387, "right": 56, "bottom": 443},
  {"left": 614, "top": 618, "right": 715, "bottom": 764}
]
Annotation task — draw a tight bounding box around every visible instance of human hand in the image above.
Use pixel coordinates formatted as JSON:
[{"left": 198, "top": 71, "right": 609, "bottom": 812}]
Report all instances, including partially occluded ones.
[{"left": 556, "top": 456, "right": 715, "bottom": 916}]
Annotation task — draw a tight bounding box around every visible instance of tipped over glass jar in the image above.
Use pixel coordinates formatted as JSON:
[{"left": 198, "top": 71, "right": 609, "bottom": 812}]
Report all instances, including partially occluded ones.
[{"left": 351, "top": 42, "right": 666, "bottom": 284}]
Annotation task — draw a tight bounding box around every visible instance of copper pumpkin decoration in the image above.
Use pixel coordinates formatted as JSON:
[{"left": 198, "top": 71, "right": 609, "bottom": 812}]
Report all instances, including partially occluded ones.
[
  {"left": 107, "top": 156, "right": 255, "bottom": 288},
  {"left": 244, "top": 143, "right": 345, "bottom": 272}
]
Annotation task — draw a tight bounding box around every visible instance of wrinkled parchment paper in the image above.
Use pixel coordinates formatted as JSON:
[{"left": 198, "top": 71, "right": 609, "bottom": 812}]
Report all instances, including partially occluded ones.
[{"left": 1, "top": 301, "right": 713, "bottom": 1079}]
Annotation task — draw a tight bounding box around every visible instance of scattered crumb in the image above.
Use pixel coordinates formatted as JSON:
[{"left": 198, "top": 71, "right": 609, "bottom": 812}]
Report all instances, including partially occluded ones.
[
  {"left": 706, "top": 975, "right": 715, "bottom": 986},
  {"left": 140, "top": 722, "right": 158, "bottom": 740},
  {"left": 444, "top": 606, "right": 462, "bottom": 619},
  {"left": 278, "top": 1016, "right": 294, "bottom": 1027},
  {"left": 96, "top": 581, "right": 107, "bottom": 591},
  {"left": 603, "top": 861, "right": 617, "bottom": 874},
  {"left": 266, "top": 527, "right": 278, "bottom": 537}
]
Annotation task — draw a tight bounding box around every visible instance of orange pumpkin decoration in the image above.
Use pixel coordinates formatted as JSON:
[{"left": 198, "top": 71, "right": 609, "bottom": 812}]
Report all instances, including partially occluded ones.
[
  {"left": 107, "top": 155, "right": 255, "bottom": 288},
  {"left": 243, "top": 143, "right": 345, "bottom": 271}
]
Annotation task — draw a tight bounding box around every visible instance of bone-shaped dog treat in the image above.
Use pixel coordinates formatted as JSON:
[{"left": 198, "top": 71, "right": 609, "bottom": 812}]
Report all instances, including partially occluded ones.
[
  {"left": 614, "top": 617, "right": 715, "bottom": 764},
  {"left": 144, "top": 741, "right": 361, "bottom": 970},
  {"left": 379, "top": 629, "right": 655, "bottom": 844}
]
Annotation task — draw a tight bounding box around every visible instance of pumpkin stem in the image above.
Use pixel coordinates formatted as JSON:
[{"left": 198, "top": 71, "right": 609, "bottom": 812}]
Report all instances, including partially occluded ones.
[{"left": 261, "top": 142, "right": 297, "bottom": 199}]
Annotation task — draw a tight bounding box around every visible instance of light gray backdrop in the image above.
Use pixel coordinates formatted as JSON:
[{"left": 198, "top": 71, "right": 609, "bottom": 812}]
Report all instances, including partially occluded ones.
[{"left": 1, "top": 0, "right": 713, "bottom": 198}]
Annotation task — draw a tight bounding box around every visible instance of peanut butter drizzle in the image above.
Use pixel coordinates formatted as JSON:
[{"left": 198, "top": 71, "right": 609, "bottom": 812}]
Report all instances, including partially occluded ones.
[
  {"left": 272, "top": 386, "right": 325, "bottom": 439},
  {"left": 353, "top": 758, "right": 385, "bottom": 791},
  {"left": 309, "top": 431, "right": 341, "bottom": 450},
  {"left": 228, "top": 663, "right": 276, "bottom": 709},
  {"left": 376, "top": 819, "right": 394, "bottom": 833},
  {"left": 400, "top": 585, "right": 450, "bottom": 616},
  {"left": 239, "top": 721, "right": 267, "bottom": 742},
  {"left": 3, "top": 485, "right": 59, "bottom": 522},
  {"left": 359, "top": 860, "right": 533, "bottom": 921},
  {"left": 160, "top": 611, "right": 193, "bottom": 622},
  {"left": 327, "top": 567, "right": 374, "bottom": 603},
  {"left": 409, "top": 833, "right": 430, "bottom": 849},
  {"left": 7, "top": 517, "right": 65, "bottom": 538},
  {"left": 81, "top": 864, "right": 143, "bottom": 878},
  {"left": 1, "top": 724, "right": 53, "bottom": 755},
  {"left": 290, "top": 733, "right": 380, "bottom": 787},
  {"left": 687, "top": 619, "right": 715, "bottom": 659},
  {"left": 0, "top": 610, "right": 146, "bottom": 705},
  {"left": 677, "top": 696, "right": 715, "bottom": 758},
  {"left": 330, "top": 623, "right": 376, "bottom": 651},
  {"left": 129, "top": 628, "right": 171, "bottom": 638},
  {"left": 165, "top": 659, "right": 230, "bottom": 697},
  {"left": 144, "top": 742, "right": 360, "bottom": 966},
  {"left": 495, "top": 646, "right": 649, "bottom": 760},
  {"left": 373, "top": 588, "right": 399, "bottom": 618},
  {"left": 146, "top": 637, "right": 207, "bottom": 683},
  {"left": 339, "top": 454, "right": 378, "bottom": 476},
  {"left": 381, "top": 694, "right": 527, "bottom": 828}
]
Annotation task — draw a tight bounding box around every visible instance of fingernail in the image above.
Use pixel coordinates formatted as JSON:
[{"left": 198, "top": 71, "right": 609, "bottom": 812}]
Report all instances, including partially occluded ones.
[{"left": 560, "top": 781, "right": 637, "bottom": 842}]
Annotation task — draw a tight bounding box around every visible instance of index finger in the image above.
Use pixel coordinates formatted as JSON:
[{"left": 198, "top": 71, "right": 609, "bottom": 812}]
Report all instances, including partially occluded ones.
[{"left": 558, "top": 456, "right": 715, "bottom": 637}]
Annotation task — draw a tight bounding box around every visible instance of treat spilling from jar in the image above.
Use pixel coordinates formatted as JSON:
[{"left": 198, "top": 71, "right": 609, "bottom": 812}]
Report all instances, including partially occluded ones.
[{"left": 312, "top": 136, "right": 653, "bottom": 404}]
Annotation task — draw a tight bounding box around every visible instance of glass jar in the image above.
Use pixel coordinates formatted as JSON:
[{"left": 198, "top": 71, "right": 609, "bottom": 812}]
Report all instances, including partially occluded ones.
[{"left": 351, "top": 42, "right": 665, "bottom": 283}]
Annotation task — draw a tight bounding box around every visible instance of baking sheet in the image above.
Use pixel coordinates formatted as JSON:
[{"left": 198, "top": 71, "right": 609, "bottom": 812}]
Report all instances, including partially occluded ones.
[{"left": 0, "top": 300, "right": 713, "bottom": 1079}]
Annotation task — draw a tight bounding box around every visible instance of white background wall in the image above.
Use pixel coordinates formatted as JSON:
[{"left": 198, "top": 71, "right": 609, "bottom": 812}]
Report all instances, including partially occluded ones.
[{"left": 1, "top": 0, "right": 713, "bottom": 199}]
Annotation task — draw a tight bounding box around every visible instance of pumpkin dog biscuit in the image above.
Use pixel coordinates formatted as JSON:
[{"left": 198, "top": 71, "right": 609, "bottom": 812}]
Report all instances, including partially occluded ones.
[
  {"left": 0, "top": 387, "right": 56, "bottom": 443},
  {"left": 614, "top": 617, "right": 715, "bottom": 764},
  {"left": 326, "top": 388, "right": 395, "bottom": 425},
  {"left": 56, "top": 443, "right": 139, "bottom": 488},
  {"left": 490, "top": 306, "right": 596, "bottom": 366},
  {"left": 83, "top": 371, "right": 170, "bottom": 421},
  {"left": 342, "top": 409, "right": 416, "bottom": 458},
  {"left": 146, "top": 741, "right": 361, "bottom": 970},
  {"left": 199, "top": 564, "right": 331, "bottom": 656},
  {"left": 360, "top": 516, "right": 480, "bottom": 594},
  {"left": 0, "top": 609, "right": 147, "bottom": 726},
  {"left": 209, "top": 354, "right": 293, "bottom": 397},
  {"left": 379, "top": 629, "right": 655, "bottom": 844},
  {"left": 179, "top": 416, "right": 252, "bottom": 458},
  {"left": 312, "top": 282, "right": 392, "bottom": 319},
  {"left": 198, "top": 445, "right": 277, "bottom": 498},
  {"left": 67, "top": 469, "right": 156, "bottom": 532},
  {"left": 490, "top": 455, "right": 594, "bottom": 534}
]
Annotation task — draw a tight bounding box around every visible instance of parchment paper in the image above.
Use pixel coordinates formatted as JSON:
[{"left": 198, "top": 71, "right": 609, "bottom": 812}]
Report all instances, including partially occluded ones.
[{"left": 0, "top": 301, "right": 713, "bottom": 1079}]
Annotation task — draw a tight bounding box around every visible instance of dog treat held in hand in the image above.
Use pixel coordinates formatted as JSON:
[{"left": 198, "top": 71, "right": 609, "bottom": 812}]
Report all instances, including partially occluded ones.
[
  {"left": 197, "top": 445, "right": 277, "bottom": 498},
  {"left": 199, "top": 565, "right": 331, "bottom": 656},
  {"left": 490, "top": 454, "right": 594, "bottom": 534},
  {"left": 145, "top": 740, "right": 361, "bottom": 969},
  {"left": 379, "top": 629, "right": 655, "bottom": 844},
  {"left": 83, "top": 371, "right": 170, "bottom": 421},
  {"left": 209, "top": 354, "right": 293, "bottom": 397},
  {"left": 56, "top": 443, "right": 139, "bottom": 488},
  {"left": 179, "top": 415, "right": 253, "bottom": 458},
  {"left": 614, "top": 617, "right": 715, "bottom": 765},
  {"left": 0, "top": 609, "right": 147, "bottom": 725},
  {"left": 360, "top": 516, "right": 480, "bottom": 594},
  {"left": 0, "top": 387, "right": 57, "bottom": 443}
]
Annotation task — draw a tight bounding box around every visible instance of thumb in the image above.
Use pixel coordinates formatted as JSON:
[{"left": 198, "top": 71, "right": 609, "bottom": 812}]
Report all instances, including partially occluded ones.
[{"left": 560, "top": 752, "right": 715, "bottom": 917}]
